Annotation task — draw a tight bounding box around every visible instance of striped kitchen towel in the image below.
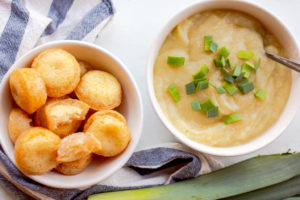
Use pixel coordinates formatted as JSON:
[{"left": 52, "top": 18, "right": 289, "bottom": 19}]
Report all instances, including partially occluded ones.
[
  {"left": 0, "top": 143, "right": 223, "bottom": 200},
  {"left": 0, "top": 0, "right": 114, "bottom": 78},
  {"left": 0, "top": 1, "right": 223, "bottom": 200}
]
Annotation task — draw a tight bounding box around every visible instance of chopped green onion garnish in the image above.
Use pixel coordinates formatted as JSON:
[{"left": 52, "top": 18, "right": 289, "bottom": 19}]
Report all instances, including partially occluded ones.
[
  {"left": 238, "top": 79, "right": 249, "bottom": 87},
  {"left": 222, "top": 82, "right": 238, "bottom": 96},
  {"left": 224, "top": 74, "right": 234, "bottom": 84},
  {"left": 232, "top": 65, "right": 242, "bottom": 77},
  {"left": 255, "top": 58, "right": 261, "bottom": 71},
  {"left": 216, "top": 86, "right": 226, "bottom": 94},
  {"left": 222, "top": 113, "right": 242, "bottom": 124},
  {"left": 185, "top": 81, "right": 196, "bottom": 95},
  {"left": 238, "top": 81, "right": 254, "bottom": 94},
  {"left": 237, "top": 79, "right": 248, "bottom": 87},
  {"left": 226, "top": 58, "right": 232, "bottom": 69},
  {"left": 213, "top": 58, "right": 221, "bottom": 68},
  {"left": 220, "top": 56, "right": 226, "bottom": 68},
  {"left": 213, "top": 56, "right": 225, "bottom": 68},
  {"left": 241, "top": 62, "right": 253, "bottom": 79},
  {"left": 197, "top": 78, "right": 209, "bottom": 90},
  {"left": 244, "top": 61, "right": 256, "bottom": 70},
  {"left": 255, "top": 89, "right": 267, "bottom": 100},
  {"left": 200, "top": 99, "right": 216, "bottom": 113},
  {"left": 193, "top": 64, "right": 209, "bottom": 79},
  {"left": 209, "top": 41, "right": 218, "bottom": 53},
  {"left": 199, "top": 99, "right": 219, "bottom": 118},
  {"left": 204, "top": 36, "right": 213, "bottom": 51},
  {"left": 235, "top": 72, "right": 245, "bottom": 81},
  {"left": 207, "top": 107, "right": 218, "bottom": 118},
  {"left": 238, "top": 50, "right": 254, "bottom": 60},
  {"left": 167, "top": 56, "right": 185, "bottom": 66},
  {"left": 211, "top": 84, "right": 226, "bottom": 94},
  {"left": 221, "top": 66, "right": 230, "bottom": 74},
  {"left": 167, "top": 83, "right": 180, "bottom": 102},
  {"left": 194, "top": 77, "right": 207, "bottom": 84},
  {"left": 191, "top": 101, "right": 201, "bottom": 110},
  {"left": 218, "top": 46, "right": 230, "bottom": 57}
]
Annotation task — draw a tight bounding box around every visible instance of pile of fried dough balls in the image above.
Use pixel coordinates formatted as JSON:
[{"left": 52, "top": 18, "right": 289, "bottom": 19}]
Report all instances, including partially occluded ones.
[{"left": 8, "top": 48, "right": 130, "bottom": 175}]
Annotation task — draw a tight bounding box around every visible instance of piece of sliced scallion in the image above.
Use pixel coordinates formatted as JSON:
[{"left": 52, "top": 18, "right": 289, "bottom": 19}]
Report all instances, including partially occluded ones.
[
  {"left": 216, "top": 86, "right": 226, "bottom": 94},
  {"left": 211, "top": 84, "right": 226, "bottom": 94},
  {"left": 226, "top": 58, "right": 232, "bottom": 69},
  {"left": 200, "top": 99, "right": 216, "bottom": 113},
  {"left": 224, "top": 74, "right": 234, "bottom": 84},
  {"left": 241, "top": 62, "right": 253, "bottom": 79},
  {"left": 197, "top": 78, "right": 209, "bottom": 90},
  {"left": 218, "top": 46, "right": 230, "bottom": 57},
  {"left": 191, "top": 101, "right": 201, "bottom": 110},
  {"left": 204, "top": 35, "right": 213, "bottom": 51},
  {"left": 167, "top": 83, "right": 180, "bottom": 102},
  {"left": 185, "top": 81, "right": 196, "bottom": 95},
  {"left": 232, "top": 65, "right": 242, "bottom": 77},
  {"left": 210, "top": 84, "right": 224, "bottom": 94},
  {"left": 193, "top": 64, "right": 209, "bottom": 79},
  {"left": 239, "top": 81, "right": 254, "bottom": 94},
  {"left": 235, "top": 72, "right": 245, "bottom": 81},
  {"left": 255, "top": 58, "right": 261, "bottom": 71},
  {"left": 244, "top": 61, "right": 256, "bottom": 70},
  {"left": 238, "top": 50, "right": 254, "bottom": 60},
  {"left": 222, "top": 82, "right": 238, "bottom": 96},
  {"left": 223, "top": 113, "right": 242, "bottom": 124},
  {"left": 220, "top": 56, "right": 226, "bottom": 68},
  {"left": 237, "top": 80, "right": 249, "bottom": 88},
  {"left": 167, "top": 56, "right": 185, "bottom": 66},
  {"left": 213, "top": 56, "right": 226, "bottom": 68},
  {"left": 207, "top": 107, "right": 218, "bottom": 118},
  {"left": 209, "top": 41, "right": 218, "bottom": 53},
  {"left": 255, "top": 89, "right": 267, "bottom": 100}
]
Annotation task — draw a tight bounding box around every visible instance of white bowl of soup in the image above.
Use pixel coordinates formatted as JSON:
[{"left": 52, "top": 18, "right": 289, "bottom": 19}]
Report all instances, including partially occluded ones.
[{"left": 147, "top": 0, "right": 300, "bottom": 156}]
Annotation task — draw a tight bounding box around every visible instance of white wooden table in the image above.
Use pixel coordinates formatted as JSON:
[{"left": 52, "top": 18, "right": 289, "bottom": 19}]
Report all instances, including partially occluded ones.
[{"left": 1, "top": 0, "right": 300, "bottom": 198}]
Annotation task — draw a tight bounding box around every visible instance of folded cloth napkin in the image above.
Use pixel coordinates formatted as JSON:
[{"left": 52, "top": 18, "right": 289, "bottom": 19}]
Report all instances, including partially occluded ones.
[
  {"left": 0, "top": 0, "right": 114, "bottom": 77},
  {"left": 0, "top": 143, "right": 223, "bottom": 200},
  {"left": 0, "top": 1, "right": 223, "bottom": 200}
]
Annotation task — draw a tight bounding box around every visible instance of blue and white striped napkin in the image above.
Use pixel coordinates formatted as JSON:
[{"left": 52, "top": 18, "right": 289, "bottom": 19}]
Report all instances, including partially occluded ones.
[
  {"left": 0, "top": 0, "right": 114, "bottom": 78},
  {"left": 0, "top": 1, "right": 223, "bottom": 200}
]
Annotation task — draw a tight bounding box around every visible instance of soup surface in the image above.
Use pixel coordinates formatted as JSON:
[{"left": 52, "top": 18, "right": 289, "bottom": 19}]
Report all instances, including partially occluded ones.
[{"left": 153, "top": 10, "right": 291, "bottom": 147}]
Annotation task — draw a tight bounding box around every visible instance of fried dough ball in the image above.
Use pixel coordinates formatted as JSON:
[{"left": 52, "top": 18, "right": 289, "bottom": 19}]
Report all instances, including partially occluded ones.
[
  {"left": 75, "top": 70, "right": 122, "bottom": 111},
  {"left": 31, "top": 49, "right": 80, "bottom": 97},
  {"left": 34, "top": 98, "right": 89, "bottom": 138},
  {"left": 57, "top": 132, "right": 101, "bottom": 163},
  {"left": 50, "top": 122, "right": 81, "bottom": 138},
  {"left": 15, "top": 127, "right": 61, "bottom": 175},
  {"left": 55, "top": 154, "right": 92, "bottom": 175},
  {"left": 84, "top": 110, "right": 130, "bottom": 157},
  {"left": 78, "top": 61, "right": 93, "bottom": 77},
  {"left": 8, "top": 108, "right": 32, "bottom": 143},
  {"left": 9, "top": 68, "right": 47, "bottom": 114}
]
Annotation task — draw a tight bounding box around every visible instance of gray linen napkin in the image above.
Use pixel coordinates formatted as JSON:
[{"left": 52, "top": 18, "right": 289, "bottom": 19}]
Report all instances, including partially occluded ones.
[{"left": 0, "top": 1, "right": 223, "bottom": 199}]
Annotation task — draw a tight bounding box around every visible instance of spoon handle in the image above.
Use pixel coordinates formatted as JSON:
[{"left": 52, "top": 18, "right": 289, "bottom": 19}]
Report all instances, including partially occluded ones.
[{"left": 265, "top": 51, "right": 300, "bottom": 73}]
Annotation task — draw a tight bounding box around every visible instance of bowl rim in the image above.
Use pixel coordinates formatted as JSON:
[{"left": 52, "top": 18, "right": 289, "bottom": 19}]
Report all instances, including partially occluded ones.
[
  {"left": 0, "top": 40, "right": 144, "bottom": 188},
  {"left": 146, "top": 0, "right": 300, "bottom": 156}
]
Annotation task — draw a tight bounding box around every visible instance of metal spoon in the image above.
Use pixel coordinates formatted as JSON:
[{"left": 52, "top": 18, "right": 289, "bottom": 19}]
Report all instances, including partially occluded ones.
[{"left": 265, "top": 51, "right": 300, "bottom": 73}]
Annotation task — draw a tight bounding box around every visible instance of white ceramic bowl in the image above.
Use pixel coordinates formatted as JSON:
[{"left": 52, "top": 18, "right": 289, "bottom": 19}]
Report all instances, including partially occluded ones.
[
  {"left": 147, "top": 0, "right": 300, "bottom": 156},
  {"left": 0, "top": 40, "right": 143, "bottom": 188}
]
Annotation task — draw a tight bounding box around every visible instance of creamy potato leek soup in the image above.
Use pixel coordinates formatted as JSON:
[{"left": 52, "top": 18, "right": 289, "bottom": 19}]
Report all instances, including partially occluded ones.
[{"left": 153, "top": 10, "right": 291, "bottom": 147}]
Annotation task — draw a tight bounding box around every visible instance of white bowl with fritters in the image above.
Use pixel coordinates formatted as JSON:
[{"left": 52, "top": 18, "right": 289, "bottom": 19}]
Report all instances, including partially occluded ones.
[{"left": 0, "top": 40, "right": 143, "bottom": 188}]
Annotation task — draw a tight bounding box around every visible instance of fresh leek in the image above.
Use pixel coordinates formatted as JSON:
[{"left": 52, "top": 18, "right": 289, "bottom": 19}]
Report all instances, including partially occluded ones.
[{"left": 88, "top": 153, "right": 300, "bottom": 200}]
